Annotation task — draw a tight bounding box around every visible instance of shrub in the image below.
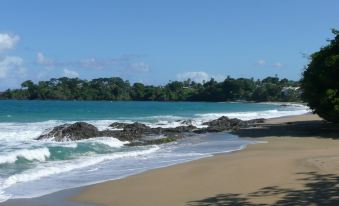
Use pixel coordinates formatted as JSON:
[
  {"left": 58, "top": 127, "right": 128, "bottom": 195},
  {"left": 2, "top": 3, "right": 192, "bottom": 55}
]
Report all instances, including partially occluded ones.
[{"left": 301, "top": 29, "right": 339, "bottom": 122}]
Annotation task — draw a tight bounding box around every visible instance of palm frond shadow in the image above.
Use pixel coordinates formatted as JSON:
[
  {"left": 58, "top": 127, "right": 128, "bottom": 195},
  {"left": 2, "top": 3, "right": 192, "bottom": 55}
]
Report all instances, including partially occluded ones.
[
  {"left": 187, "top": 172, "right": 339, "bottom": 206},
  {"left": 232, "top": 120, "right": 339, "bottom": 139}
]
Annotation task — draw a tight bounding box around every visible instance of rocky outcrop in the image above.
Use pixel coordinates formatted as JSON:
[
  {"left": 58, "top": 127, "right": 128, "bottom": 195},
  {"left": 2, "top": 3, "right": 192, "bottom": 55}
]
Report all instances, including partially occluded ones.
[
  {"left": 107, "top": 123, "right": 196, "bottom": 141},
  {"left": 109, "top": 122, "right": 130, "bottom": 129},
  {"left": 37, "top": 116, "right": 264, "bottom": 143},
  {"left": 203, "top": 116, "right": 248, "bottom": 131},
  {"left": 109, "top": 122, "right": 152, "bottom": 141},
  {"left": 37, "top": 122, "right": 100, "bottom": 141},
  {"left": 195, "top": 116, "right": 264, "bottom": 133}
]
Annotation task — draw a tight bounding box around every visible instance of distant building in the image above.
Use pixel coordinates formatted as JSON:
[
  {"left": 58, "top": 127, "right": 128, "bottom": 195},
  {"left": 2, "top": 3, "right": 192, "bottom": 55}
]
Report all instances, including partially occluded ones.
[{"left": 281, "top": 86, "right": 301, "bottom": 96}]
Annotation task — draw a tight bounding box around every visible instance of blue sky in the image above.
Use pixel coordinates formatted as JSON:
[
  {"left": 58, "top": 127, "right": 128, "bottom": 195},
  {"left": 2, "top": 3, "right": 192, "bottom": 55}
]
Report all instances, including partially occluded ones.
[{"left": 0, "top": 0, "right": 338, "bottom": 90}]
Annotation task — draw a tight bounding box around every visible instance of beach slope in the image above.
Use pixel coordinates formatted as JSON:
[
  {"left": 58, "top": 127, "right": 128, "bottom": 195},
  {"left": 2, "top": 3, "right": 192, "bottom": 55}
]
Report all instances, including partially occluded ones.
[{"left": 73, "top": 114, "right": 339, "bottom": 205}]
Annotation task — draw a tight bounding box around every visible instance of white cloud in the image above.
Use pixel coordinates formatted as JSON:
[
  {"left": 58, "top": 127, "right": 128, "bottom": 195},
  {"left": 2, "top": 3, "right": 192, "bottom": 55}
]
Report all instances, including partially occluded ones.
[
  {"left": 36, "top": 52, "right": 54, "bottom": 65},
  {"left": 212, "top": 74, "right": 227, "bottom": 82},
  {"left": 0, "top": 33, "right": 20, "bottom": 52},
  {"left": 80, "top": 58, "right": 99, "bottom": 69},
  {"left": 35, "top": 54, "right": 150, "bottom": 75},
  {"left": 177, "top": 71, "right": 227, "bottom": 82},
  {"left": 63, "top": 69, "right": 79, "bottom": 78},
  {"left": 129, "top": 62, "right": 150, "bottom": 72},
  {"left": 273, "top": 62, "right": 283, "bottom": 68},
  {"left": 256, "top": 59, "right": 283, "bottom": 68},
  {"left": 79, "top": 56, "right": 150, "bottom": 73},
  {"left": 0, "top": 56, "right": 24, "bottom": 78},
  {"left": 177, "top": 71, "right": 210, "bottom": 82},
  {"left": 257, "top": 59, "right": 266, "bottom": 65}
]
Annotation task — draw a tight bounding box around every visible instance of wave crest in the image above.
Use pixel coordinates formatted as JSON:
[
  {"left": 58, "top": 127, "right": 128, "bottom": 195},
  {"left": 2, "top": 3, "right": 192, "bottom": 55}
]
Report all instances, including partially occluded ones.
[{"left": 0, "top": 148, "right": 50, "bottom": 164}]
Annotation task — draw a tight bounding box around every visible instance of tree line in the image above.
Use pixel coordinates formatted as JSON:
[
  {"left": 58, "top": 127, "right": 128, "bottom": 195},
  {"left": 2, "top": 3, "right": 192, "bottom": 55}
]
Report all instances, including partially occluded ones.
[{"left": 0, "top": 76, "right": 301, "bottom": 102}]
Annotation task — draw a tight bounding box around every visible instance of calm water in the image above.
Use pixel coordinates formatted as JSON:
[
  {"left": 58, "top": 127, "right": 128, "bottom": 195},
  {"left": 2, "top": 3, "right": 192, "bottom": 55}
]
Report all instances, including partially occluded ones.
[{"left": 0, "top": 101, "right": 309, "bottom": 202}]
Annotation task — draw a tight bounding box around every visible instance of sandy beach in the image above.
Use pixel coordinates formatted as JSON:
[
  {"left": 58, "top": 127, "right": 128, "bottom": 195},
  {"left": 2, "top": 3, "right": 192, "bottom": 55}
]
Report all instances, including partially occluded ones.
[
  {"left": 2, "top": 113, "right": 338, "bottom": 206},
  {"left": 72, "top": 114, "right": 339, "bottom": 206}
]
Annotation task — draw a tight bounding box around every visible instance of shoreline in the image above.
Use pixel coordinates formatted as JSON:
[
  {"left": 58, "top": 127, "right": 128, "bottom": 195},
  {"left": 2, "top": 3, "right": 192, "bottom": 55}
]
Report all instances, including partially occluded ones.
[{"left": 3, "top": 113, "right": 339, "bottom": 205}]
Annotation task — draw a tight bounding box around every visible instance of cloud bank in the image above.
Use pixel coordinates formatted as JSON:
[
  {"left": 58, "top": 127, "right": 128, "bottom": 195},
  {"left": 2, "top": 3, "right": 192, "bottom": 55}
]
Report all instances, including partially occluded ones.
[
  {"left": 0, "top": 56, "right": 24, "bottom": 78},
  {"left": 177, "top": 71, "right": 225, "bottom": 82},
  {"left": 63, "top": 69, "right": 79, "bottom": 78},
  {"left": 0, "top": 33, "right": 20, "bottom": 52}
]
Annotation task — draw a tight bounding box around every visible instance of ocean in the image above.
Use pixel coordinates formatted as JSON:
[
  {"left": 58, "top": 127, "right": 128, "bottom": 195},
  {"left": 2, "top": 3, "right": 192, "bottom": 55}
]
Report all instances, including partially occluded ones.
[{"left": 0, "top": 100, "right": 310, "bottom": 202}]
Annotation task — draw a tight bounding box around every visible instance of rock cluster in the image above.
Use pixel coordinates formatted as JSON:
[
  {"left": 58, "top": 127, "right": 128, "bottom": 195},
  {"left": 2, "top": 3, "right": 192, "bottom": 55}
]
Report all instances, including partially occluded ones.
[
  {"left": 37, "top": 116, "right": 265, "bottom": 144},
  {"left": 37, "top": 122, "right": 100, "bottom": 141}
]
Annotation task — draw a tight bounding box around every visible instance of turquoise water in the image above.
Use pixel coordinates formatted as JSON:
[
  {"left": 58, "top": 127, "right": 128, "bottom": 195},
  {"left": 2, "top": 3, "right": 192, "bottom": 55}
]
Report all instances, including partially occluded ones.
[
  {"left": 1, "top": 100, "right": 290, "bottom": 122},
  {"left": 0, "top": 101, "right": 309, "bottom": 202}
]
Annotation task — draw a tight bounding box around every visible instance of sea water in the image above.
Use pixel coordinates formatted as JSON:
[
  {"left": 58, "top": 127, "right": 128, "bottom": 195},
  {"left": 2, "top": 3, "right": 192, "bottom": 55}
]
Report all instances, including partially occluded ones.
[{"left": 0, "top": 100, "right": 310, "bottom": 202}]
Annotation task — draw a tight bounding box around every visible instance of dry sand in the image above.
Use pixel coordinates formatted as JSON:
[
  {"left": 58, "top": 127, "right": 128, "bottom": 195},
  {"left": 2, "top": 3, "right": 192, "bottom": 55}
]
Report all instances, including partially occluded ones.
[{"left": 73, "top": 114, "right": 339, "bottom": 206}]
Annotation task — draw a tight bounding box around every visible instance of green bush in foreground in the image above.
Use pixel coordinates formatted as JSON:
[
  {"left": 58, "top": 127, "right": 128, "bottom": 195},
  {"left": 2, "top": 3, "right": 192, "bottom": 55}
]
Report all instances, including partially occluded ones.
[{"left": 301, "top": 29, "right": 339, "bottom": 122}]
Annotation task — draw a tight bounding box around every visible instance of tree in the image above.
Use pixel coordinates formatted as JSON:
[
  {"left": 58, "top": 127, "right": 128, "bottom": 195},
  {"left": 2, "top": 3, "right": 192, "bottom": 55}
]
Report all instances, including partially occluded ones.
[
  {"left": 2, "top": 76, "right": 301, "bottom": 102},
  {"left": 301, "top": 29, "right": 339, "bottom": 122},
  {"left": 21, "top": 80, "right": 38, "bottom": 99}
]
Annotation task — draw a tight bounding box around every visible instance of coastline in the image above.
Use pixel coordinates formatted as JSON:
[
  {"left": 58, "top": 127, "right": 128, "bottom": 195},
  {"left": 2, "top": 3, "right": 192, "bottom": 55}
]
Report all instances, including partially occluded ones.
[
  {"left": 73, "top": 113, "right": 339, "bottom": 206},
  {"left": 3, "top": 113, "right": 339, "bottom": 205}
]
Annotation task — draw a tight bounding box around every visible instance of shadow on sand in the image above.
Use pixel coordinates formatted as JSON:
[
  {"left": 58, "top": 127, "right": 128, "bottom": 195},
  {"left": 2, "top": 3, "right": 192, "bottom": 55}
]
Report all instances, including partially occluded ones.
[
  {"left": 232, "top": 120, "right": 339, "bottom": 139},
  {"left": 187, "top": 172, "right": 339, "bottom": 206}
]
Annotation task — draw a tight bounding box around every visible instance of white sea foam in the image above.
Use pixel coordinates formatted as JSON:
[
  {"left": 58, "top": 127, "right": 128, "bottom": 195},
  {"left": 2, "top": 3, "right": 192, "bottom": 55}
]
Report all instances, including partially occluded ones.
[
  {"left": 134, "top": 115, "right": 183, "bottom": 121},
  {"left": 0, "top": 190, "right": 10, "bottom": 203},
  {"left": 58, "top": 142, "right": 78, "bottom": 148},
  {"left": 0, "top": 120, "right": 64, "bottom": 141},
  {"left": 87, "top": 119, "right": 133, "bottom": 131},
  {"left": 0, "top": 148, "right": 50, "bottom": 164},
  {"left": 90, "top": 137, "right": 129, "bottom": 147},
  {"left": 195, "top": 107, "right": 310, "bottom": 121},
  {"left": 0, "top": 146, "right": 159, "bottom": 190},
  {"left": 47, "top": 137, "right": 128, "bottom": 148}
]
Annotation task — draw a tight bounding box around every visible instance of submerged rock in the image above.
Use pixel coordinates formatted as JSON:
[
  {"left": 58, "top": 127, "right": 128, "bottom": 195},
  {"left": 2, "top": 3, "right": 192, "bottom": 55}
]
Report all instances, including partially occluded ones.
[{"left": 126, "top": 136, "right": 181, "bottom": 146}]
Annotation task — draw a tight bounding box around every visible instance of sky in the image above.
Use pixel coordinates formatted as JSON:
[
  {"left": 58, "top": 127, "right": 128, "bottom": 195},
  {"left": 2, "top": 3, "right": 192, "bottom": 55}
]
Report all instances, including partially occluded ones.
[{"left": 0, "top": 0, "right": 338, "bottom": 90}]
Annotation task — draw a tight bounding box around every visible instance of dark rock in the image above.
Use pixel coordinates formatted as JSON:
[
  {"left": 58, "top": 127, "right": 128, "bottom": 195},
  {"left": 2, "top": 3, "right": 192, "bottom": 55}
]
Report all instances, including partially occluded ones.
[
  {"left": 124, "top": 122, "right": 151, "bottom": 132},
  {"left": 99, "top": 129, "right": 120, "bottom": 137},
  {"left": 109, "top": 122, "right": 129, "bottom": 129},
  {"left": 181, "top": 119, "right": 194, "bottom": 125},
  {"left": 111, "top": 122, "right": 152, "bottom": 141},
  {"left": 37, "top": 122, "right": 100, "bottom": 141},
  {"left": 161, "top": 125, "right": 197, "bottom": 133},
  {"left": 150, "top": 127, "right": 163, "bottom": 134},
  {"left": 126, "top": 136, "right": 181, "bottom": 146},
  {"left": 202, "top": 116, "right": 240, "bottom": 132},
  {"left": 37, "top": 116, "right": 266, "bottom": 144},
  {"left": 248, "top": 118, "right": 265, "bottom": 124},
  {"left": 201, "top": 116, "right": 261, "bottom": 132}
]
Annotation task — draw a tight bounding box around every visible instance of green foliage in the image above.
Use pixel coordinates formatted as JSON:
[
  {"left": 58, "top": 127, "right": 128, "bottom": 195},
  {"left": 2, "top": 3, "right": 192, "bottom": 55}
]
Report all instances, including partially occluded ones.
[
  {"left": 301, "top": 29, "right": 339, "bottom": 122},
  {"left": 0, "top": 76, "right": 301, "bottom": 102}
]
